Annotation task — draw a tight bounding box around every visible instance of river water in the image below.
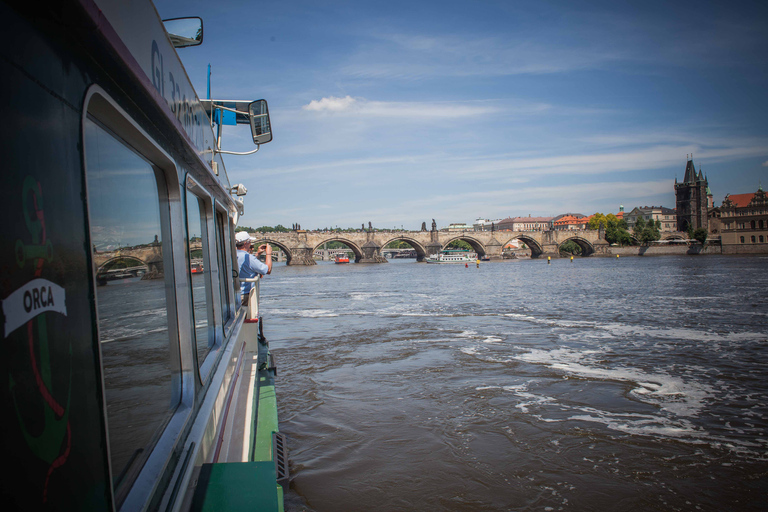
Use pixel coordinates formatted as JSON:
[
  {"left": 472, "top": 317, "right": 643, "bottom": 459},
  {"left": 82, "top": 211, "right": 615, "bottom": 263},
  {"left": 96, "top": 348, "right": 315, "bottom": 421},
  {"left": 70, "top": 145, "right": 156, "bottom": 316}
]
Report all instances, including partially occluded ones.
[{"left": 264, "top": 255, "right": 768, "bottom": 512}]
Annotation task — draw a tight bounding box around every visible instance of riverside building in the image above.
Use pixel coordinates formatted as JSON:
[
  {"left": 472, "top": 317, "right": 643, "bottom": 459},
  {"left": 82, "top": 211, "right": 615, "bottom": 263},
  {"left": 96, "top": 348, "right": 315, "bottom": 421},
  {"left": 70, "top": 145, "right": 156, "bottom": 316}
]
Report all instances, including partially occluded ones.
[{"left": 720, "top": 187, "right": 768, "bottom": 252}]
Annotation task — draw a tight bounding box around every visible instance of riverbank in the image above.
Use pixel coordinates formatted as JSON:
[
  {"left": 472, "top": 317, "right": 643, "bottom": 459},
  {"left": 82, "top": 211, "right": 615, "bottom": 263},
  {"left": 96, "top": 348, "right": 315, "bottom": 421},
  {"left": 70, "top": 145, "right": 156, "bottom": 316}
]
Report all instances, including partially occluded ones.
[{"left": 606, "top": 243, "right": 768, "bottom": 257}]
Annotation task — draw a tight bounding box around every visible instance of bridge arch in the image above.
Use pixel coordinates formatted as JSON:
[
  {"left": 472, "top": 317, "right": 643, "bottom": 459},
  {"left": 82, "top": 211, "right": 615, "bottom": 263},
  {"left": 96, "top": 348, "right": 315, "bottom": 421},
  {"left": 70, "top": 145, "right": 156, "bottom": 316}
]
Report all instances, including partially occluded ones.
[
  {"left": 501, "top": 235, "right": 544, "bottom": 258},
  {"left": 381, "top": 236, "right": 428, "bottom": 262},
  {"left": 97, "top": 255, "right": 148, "bottom": 273},
  {"left": 311, "top": 237, "right": 364, "bottom": 263},
  {"left": 253, "top": 238, "right": 294, "bottom": 264},
  {"left": 442, "top": 235, "right": 487, "bottom": 257},
  {"left": 558, "top": 236, "right": 595, "bottom": 256}
]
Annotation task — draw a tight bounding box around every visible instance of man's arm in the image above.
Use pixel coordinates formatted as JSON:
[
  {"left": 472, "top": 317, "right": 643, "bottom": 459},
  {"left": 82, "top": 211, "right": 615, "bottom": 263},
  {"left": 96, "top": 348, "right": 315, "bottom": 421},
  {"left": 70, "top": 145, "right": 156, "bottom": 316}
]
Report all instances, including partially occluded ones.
[{"left": 255, "top": 244, "right": 273, "bottom": 275}]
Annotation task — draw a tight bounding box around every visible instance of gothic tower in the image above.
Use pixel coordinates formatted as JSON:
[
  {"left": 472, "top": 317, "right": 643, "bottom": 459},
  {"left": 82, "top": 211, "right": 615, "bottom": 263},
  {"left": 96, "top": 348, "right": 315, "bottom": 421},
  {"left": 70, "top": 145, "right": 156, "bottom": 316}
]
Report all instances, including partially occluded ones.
[{"left": 674, "top": 157, "right": 709, "bottom": 232}]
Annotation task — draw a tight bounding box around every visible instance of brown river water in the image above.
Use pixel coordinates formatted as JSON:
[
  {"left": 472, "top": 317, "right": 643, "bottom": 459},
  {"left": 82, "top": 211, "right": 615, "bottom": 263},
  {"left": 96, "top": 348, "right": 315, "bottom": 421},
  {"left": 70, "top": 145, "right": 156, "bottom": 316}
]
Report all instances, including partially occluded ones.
[{"left": 263, "top": 255, "right": 767, "bottom": 512}]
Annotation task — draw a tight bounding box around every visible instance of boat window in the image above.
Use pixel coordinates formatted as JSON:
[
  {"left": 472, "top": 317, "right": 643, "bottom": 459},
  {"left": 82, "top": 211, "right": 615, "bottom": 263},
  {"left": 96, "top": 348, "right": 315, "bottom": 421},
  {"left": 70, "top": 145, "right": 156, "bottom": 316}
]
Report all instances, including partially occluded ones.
[
  {"left": 215, "top": 210, "right": 233, "bottom": 324},
  {"left": 185, "top": 185, "right": 215, "bottom": 372},
  {"left": 84, "top": 117, "right": 178, "bottom": 498},
  {"left": 228, "top": 217, "right": 241, "bottom": 308}
]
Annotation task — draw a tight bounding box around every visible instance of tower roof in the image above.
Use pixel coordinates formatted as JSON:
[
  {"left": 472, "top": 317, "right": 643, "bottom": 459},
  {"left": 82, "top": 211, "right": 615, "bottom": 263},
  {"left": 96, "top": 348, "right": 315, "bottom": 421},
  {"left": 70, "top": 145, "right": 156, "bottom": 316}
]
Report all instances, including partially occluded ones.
[{"left": 683, "top": 159, "right": 696, "bottom": 183}]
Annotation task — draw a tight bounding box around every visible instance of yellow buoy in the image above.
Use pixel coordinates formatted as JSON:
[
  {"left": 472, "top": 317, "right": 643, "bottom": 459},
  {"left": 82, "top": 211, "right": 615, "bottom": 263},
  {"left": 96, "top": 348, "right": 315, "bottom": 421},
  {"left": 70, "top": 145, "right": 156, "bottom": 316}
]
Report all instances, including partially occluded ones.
[
  {"left": 547, "top": 256, "right": 551, "bottom": 264},
  {"left": 570, "top": 255, "right": 574, "bottom": 262}
]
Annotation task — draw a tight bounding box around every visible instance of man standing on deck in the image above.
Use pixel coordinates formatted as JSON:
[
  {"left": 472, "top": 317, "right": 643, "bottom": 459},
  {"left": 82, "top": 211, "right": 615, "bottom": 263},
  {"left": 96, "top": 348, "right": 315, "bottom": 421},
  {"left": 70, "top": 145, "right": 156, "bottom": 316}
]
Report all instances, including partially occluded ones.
[{"left": 235, "top": 231, "right": 272, "bottom": 305}]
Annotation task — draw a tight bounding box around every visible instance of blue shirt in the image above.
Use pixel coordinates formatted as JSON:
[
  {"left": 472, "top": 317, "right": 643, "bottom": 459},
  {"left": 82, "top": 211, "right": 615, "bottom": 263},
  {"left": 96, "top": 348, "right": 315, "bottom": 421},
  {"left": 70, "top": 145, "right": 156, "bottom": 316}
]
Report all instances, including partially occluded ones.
[{"left": 237, "top": 249, "right": 269, "bottom": 296}]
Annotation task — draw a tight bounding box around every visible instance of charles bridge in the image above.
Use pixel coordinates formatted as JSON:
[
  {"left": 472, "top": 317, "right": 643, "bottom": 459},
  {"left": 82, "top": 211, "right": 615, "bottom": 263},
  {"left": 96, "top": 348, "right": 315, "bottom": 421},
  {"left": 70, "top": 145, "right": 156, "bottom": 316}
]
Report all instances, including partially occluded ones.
[
  {"left": 252, "top": 228, "right": 611, "bottom": 265},
  {"left": 92, "top": 240, "right": 202, "bottom": 275}
]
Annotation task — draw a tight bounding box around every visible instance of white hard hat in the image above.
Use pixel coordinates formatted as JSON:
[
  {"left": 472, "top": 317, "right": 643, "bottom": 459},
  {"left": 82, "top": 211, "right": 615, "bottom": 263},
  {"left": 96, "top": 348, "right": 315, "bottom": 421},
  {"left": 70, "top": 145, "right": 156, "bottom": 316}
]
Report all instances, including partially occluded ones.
[{"left": 235, "top": 231, "right": 251, "bottom": 243}]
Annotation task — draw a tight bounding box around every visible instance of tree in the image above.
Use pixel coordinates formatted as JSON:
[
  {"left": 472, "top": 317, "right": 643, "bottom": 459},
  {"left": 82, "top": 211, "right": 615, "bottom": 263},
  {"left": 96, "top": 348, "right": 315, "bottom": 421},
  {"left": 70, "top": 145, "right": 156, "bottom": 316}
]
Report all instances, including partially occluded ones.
[
  {"left": 634, "top": 218, "right": 661, "bottom": 245},
  {"left": 588, "top": 213, "right": 630, "bottom": 245},
  {"left": 633, "top": 216, "right": 646, "bottom": 236},
  {"left": 386, "top": 240, "right": 413, "bottom": 249},
  {"left": 692, "top": 228, "right": 708, "bottom": 245},
  {"left": 606, "top": 227, "right": 632, "bottom": 246},
  {"left": 446, "top": 240, "right": 472, "bottom": 251},
  {"left": 587, "top": 213, "right": 607, "bottom": 230},
  {"left": 588, "top": 213, "right": 621, "bottom": 231},
  {"left": 246, "top": 224, "right": 290, "bottom": 233},
  {"left": 559, "top": 240, "right": 582, "bottom": 255}
]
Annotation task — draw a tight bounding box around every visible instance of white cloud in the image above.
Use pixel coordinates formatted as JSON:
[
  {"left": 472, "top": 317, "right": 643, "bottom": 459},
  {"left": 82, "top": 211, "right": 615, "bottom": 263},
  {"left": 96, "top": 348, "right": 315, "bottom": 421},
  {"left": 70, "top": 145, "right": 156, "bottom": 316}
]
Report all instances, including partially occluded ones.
[
  {"left": 303, "top": 95, "right": 358, "bottom": 111},
  {"left": 302, "top": 96, "right": 498, "bottom": 119},
  {"left": 446, "top": 142, "right": 768, "bottom": 180}
]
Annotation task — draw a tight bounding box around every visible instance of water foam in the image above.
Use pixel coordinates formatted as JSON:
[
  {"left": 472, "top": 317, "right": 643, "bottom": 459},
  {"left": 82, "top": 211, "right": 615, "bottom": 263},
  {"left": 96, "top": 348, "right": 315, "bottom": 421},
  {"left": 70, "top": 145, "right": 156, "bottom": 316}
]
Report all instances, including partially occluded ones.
[{"left": 514, "top": 347, "right": 714, "bottom": 417}]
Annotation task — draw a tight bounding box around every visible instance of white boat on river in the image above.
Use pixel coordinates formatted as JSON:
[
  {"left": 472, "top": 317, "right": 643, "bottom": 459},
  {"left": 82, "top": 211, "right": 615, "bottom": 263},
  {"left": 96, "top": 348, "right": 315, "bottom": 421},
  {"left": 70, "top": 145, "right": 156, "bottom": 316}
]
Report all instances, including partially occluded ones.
[{"left": 426, "top": 252, "right": 477, "bottom": 264}]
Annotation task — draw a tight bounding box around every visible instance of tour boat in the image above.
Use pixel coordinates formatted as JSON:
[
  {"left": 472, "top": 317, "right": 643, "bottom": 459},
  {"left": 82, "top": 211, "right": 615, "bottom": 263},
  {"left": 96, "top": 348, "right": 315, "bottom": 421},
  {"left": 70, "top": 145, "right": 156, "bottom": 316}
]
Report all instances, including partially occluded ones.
[
  {"left": 1, "top": 2, "right": 285, "bottom": 510},
  {"left": 335, "top": 254, "right": 350, "bottom": 264},
  {"left": 426, "top": 252, "right": 477, "bottom": 264}
]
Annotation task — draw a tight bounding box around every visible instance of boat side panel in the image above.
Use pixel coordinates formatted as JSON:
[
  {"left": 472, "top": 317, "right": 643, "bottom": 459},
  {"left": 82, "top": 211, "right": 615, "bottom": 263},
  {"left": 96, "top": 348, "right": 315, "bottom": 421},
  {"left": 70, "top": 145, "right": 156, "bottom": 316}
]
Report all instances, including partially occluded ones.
[{"left": 0, "top": 4, "right": 112, "bottom": 509}]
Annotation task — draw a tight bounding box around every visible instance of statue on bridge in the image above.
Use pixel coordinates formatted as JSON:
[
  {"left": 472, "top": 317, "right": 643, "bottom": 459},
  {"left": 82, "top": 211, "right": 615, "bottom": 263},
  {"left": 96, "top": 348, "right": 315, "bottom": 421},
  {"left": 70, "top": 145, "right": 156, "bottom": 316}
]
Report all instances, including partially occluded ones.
[
  {"left": 362, "top": 223, "right": 365, "bottom": 232},
  {"left": 368, "top": 221, "right": 372, "bottom": 232},
  {"left": 491, "top": 222, "right": 495, "bottom": 233},
  {"left": 431, "top": 219, "right": 437, "bottom": 232},
  {"left": 421, "top": 222, "right": 427, "bottom": 232}
]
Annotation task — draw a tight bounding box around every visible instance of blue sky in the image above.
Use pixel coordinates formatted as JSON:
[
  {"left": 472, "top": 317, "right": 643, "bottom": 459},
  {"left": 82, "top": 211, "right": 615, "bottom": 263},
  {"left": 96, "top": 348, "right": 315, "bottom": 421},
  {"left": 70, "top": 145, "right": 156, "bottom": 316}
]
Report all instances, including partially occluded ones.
[{"left": 156, "top": 0, "right": 768, "bottom": 230}]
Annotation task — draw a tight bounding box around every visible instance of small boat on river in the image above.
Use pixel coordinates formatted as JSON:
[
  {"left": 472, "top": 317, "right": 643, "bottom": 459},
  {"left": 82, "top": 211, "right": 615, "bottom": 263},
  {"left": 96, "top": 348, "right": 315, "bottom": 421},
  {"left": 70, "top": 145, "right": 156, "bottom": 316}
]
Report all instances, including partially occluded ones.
[{"left": 335, "top": 254, "right": 350, "bottom": 264}]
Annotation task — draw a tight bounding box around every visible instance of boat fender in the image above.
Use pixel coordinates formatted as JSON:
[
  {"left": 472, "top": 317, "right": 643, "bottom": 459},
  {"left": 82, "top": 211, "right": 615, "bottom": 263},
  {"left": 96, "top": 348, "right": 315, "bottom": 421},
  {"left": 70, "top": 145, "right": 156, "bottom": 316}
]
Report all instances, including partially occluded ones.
[{"left": 258, "top": 317, "right": 267, "bottom": 345}]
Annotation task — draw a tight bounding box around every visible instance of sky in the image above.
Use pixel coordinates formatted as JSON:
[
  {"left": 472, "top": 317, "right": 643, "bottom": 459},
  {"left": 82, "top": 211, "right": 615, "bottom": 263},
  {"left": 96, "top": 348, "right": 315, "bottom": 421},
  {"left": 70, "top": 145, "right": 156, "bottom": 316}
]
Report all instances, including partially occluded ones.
[{"left": 156, "top": 0, "right": 768, "bottom": 231}]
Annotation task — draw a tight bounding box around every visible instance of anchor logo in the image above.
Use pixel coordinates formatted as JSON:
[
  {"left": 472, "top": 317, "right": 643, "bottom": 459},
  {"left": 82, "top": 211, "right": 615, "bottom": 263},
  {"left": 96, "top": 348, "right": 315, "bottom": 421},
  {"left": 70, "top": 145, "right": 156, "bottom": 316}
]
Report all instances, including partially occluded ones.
[{"left": 9, "top": 176, "right": 72, "bottom": 503}]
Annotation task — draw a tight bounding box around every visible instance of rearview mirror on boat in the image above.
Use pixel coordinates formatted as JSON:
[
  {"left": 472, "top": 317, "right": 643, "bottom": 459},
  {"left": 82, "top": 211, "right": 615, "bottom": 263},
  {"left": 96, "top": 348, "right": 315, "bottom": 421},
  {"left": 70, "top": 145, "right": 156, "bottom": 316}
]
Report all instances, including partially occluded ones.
[
  {"left": 248, "top": 100, "right": 273, "bottom": 145},
  {"left": 163, "top": 17, "right": 203, "bottom": 48}
]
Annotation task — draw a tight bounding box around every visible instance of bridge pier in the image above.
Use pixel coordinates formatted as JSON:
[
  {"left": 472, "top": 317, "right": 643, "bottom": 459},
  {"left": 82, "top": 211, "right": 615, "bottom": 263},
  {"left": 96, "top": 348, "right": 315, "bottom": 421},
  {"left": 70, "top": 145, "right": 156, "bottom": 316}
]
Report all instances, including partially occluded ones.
[
  {"left": 360, "top": 240, "right": 387, "bottom": 263},
  {"left": 484, "top": 237, "right": 503, "bottom": 260},
  {"left": 539, "top": 244, "right": 561, "bottom": 258},
  {"left": 422, "top": 230, "right": 442, "bottom": 262},
  {"left": 289, "top": 241, "right": 317, "bottom": 266}
]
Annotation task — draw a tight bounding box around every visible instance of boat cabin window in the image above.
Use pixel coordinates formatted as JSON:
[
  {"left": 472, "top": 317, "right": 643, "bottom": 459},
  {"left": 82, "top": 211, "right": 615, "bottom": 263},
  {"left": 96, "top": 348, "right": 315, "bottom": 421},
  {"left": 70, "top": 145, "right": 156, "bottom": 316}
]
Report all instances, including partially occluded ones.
[
  {"left": 185, "top": 184, "right": 215, "bottom": 373},
  {"left": 84, "top": 116, "right": 178, "bottom": 500},
  {"left": 215, "top": 209, "right": 233, "bottom": 325}
]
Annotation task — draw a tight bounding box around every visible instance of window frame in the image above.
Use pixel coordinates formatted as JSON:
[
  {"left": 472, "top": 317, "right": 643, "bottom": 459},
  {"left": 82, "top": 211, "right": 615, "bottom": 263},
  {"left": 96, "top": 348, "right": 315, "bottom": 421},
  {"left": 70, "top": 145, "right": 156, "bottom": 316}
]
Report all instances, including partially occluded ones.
[
  {"left": 184, "top": 175, "right": 223, "bottom": 382},
  {"left": 214, "top": 205, "right": 236, "bottom": 332},
  {"left": 83, "top": 86, "right": 195, "bottom": 510}
]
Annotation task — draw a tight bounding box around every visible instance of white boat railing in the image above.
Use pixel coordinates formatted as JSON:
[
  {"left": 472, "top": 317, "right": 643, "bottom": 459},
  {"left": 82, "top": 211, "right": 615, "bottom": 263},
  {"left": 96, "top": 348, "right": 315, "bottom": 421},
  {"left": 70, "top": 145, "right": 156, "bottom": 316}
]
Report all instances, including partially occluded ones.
[{"left": 243, "top": 275, "right": 260, "bottom": 320}]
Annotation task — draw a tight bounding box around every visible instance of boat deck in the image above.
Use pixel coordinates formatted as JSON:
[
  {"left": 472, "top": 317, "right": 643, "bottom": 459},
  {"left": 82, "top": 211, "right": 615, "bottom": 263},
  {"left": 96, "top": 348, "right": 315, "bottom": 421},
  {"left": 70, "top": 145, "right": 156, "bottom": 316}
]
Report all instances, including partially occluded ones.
[{"left": 190, "top": 322, "right": 285, "bottom": 511}]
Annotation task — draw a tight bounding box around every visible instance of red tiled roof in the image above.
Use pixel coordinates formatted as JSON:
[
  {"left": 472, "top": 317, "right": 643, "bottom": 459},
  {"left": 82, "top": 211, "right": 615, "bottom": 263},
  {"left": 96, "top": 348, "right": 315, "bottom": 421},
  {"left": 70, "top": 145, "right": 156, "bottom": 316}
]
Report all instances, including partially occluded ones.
[
  {"left": 554, "top": 215, "right": 588, "bottom": 226},
  {"left": 728, "top": 193, "right": 755, "bottom": 208}
]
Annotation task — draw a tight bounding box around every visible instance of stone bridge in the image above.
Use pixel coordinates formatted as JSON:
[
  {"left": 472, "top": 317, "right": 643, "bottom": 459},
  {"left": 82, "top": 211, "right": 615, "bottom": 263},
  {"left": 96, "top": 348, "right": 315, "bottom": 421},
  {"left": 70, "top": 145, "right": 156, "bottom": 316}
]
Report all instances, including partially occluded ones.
[
  {"left": 92, "top": 241, "right": 174, "bottom": 274},
  {"left": 251, "top": 229, "right": 610, "bottom": 265}
]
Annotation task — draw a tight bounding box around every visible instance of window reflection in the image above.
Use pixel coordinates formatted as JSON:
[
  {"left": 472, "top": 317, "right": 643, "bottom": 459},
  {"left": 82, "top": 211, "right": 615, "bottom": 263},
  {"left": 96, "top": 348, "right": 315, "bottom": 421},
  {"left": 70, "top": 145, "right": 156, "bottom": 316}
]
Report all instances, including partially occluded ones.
[
  {"left": 85, "top": 117, "right": 175, "bottom": 497},
  {"left": 185, "top": 187, "right": 214, "bottom": 371},
  {"left": 215, "top": 211, "right": 232, "bottom": 324}
]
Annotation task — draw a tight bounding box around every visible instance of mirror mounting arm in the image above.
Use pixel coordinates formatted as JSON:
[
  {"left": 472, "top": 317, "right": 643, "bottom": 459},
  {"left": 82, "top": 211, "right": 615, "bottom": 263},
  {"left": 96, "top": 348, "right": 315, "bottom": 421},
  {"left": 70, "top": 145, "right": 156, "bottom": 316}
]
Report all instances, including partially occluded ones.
[{"left": 216, "top": 145, "right": 260, "bottom": 156}]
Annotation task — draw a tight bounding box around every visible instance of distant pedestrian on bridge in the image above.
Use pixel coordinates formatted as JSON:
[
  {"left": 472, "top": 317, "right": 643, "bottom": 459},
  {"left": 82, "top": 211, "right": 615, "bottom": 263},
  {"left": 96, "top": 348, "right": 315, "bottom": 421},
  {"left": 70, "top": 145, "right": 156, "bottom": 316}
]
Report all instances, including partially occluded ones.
[{"left": 236, "top": 231, "right": 272, "bottom": 306}]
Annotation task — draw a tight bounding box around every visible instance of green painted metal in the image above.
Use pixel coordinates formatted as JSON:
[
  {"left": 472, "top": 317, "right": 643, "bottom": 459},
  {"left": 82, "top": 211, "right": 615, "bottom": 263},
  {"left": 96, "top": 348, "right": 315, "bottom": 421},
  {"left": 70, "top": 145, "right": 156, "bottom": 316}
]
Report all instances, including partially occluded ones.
[
  {"left": 191, "top": 462, "right": 282, "bottom": 512},
  {"left": 252, "top": 373, "right": 279, "bottom": 462},
  {"left": 190, "top": 345, "right": 284, "bottom": 512}
]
